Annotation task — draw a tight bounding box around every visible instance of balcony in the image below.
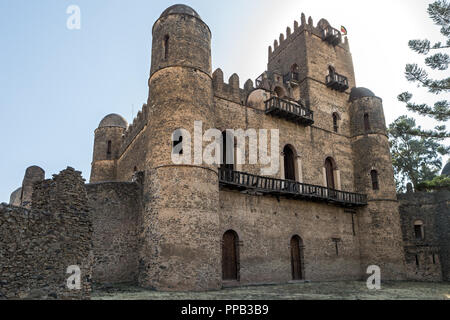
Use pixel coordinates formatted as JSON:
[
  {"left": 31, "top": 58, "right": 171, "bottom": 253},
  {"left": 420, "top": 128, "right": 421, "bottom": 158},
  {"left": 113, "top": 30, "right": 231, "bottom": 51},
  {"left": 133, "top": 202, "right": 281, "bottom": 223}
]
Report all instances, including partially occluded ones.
[
  {"left": 322, "top": 27, "right": 341, "bottom": 46},
  {"left": 326, "top": 73, "right": 349, "bottom": 92},
  {"left": 283, "top": 71, "right": 300, "bottom": 85},
  {"left": 265, "top": 97, "right": 314, "bottom": 126},
  {"left": 219, "top": 169, "right": 368, "bottom": 208}
]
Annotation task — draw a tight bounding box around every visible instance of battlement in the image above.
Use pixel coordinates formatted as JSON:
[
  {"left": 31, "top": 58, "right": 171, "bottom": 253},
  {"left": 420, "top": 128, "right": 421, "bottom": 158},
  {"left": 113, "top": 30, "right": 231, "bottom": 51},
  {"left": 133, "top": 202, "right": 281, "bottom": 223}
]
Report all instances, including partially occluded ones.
[
  {"left": 119, "top": 104, "right": 149, "bottom": 155},
  {"left": 268, "top": 13, "right": 349, "bottom": 61},
  {"left": 212, "top": 68, "right": 255, "bottom": 105}
]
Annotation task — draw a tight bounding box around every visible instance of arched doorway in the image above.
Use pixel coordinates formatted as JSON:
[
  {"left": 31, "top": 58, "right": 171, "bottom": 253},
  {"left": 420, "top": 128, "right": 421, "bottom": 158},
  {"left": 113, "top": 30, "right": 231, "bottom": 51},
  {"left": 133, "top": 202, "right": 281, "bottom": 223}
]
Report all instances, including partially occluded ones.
[
  {"left": 274, "top": 86, "right": 286, "bottom": 98},
  {"left": 222, "top": 230, "right": 239, "bottom": 281},
  {"left": 291, "top": 235, "right": 304, "bottom": 280},
  {"left": 325, "top": 157, "right": 335, "bottom": 189},
  {"left": 283, "top": 145, "right": 296, "bottom": 181}
]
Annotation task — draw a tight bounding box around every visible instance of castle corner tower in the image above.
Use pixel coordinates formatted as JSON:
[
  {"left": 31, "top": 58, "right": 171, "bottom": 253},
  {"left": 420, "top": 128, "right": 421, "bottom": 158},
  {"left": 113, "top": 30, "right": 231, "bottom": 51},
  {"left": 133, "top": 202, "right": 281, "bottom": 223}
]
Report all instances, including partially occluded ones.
[
  {"left": 139, "top": 5, "right": 221, "bottom": 291},
  {"left": 349, "top": 88, "right": 406, "bottom": 280}
]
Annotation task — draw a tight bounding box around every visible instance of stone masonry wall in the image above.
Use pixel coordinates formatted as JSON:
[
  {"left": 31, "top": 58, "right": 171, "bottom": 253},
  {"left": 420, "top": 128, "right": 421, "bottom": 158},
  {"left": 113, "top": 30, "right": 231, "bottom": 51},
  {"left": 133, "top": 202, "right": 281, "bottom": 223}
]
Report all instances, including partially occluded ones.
[
  {"left": 86, "top": 180, "right": 142, "bottom": 285},
  {"left": 399, "top": 191, "right": 450, "bottom": 282},
  {"left": 0, "top": 168, "right": 93, "bottom": 299}
]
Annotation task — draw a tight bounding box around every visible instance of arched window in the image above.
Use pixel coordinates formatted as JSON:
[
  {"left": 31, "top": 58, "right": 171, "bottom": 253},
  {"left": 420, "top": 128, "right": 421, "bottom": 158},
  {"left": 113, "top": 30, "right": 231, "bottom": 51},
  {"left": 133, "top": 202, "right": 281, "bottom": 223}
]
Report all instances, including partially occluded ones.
[
  {"left": 414, "top": 220, "right": 425, "bottom": 240},
  {"left": 328, "top": 66, "right": 336, "bottom": 79},
  {"left": 290, "top": 235, "right": 304, "bottom": 280},
  {"left": 371, "top": 170, "right": 379, "bottom": 190},
  {"left": 221, "top": 131, "right": 234, "bottom": 171},
  {"left": 325, "top": 157, "right": 335, "bottom": 189},
  {"left": 173, "top": 135, "right": 183, "bottom": 155},
  {"left": 364, "top": 113, "right": 370, "bottom": 132},
  {"left": 274, "top": 86, "right": 285, "bottom": 98},
  {"left": 107, "top": 140, "right": 112, "bottom": 158},
  {"left": 164, "top": 35, "right": 169, "bottom": 60},
  {"left": 332, "top": 113, "right": 340, "bottom": 133},
  {"left": 283, "top": 145, "right": 296, "bottom": 181},
  {"left": 222, "top": 230, "right": 239, "bottom": 281},
  {"left": 290, "top": 64, "right": 300, "bottom": 81}
]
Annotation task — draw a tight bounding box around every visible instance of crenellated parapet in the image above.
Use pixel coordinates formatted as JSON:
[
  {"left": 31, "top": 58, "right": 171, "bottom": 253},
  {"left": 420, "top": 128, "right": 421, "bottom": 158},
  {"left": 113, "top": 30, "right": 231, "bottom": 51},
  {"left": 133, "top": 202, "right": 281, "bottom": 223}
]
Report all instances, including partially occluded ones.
[
  {"left": 119, "top": 104, "right": 149, "bottom": 155},
  {"left": 268, "top": 13, "right": 350, "bottom": 62},
  {"left": 212, "top": 68, "right": 254, "bottom": 105}
]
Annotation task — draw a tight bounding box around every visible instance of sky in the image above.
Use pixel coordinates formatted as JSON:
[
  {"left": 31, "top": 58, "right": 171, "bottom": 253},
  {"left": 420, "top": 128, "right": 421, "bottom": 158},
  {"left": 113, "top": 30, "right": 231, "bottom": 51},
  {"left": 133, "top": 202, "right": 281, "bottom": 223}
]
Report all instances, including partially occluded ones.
[{"left": 0, "top": 0, "right": 448, "bottom": 202}]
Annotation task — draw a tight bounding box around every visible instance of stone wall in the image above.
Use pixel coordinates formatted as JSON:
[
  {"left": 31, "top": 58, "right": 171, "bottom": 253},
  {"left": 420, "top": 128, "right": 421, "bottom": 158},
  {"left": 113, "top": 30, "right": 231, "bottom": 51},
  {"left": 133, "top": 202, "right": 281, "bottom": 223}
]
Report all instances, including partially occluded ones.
[
  {"left": 399, "top": 191, "right": 450, "bottom": 282},
  {"left": 219, "top": 190, "right": 363, "bottom": 284},
  {"left": 0, "top": 168, "right": 93, "bottom": 299},
  {"left": 86, "top": 180, "right": 142, "bottom": 285}
]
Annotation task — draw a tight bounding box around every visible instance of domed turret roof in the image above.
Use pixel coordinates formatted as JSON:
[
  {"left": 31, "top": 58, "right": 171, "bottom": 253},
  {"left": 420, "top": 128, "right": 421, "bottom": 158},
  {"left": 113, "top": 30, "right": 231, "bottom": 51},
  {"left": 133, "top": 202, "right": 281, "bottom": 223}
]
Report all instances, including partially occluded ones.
[
  {"left": 160, "top": 4, "right": 201, "bottom": 20},
  {"left": 350, "top": 87, "right": 376, "bottom": 101},
  {"left": 442, "top": 161, "right": 450, "bottom": 176},
  {"left": 98, "top": 114, "right": 128, "bottom": 129}
]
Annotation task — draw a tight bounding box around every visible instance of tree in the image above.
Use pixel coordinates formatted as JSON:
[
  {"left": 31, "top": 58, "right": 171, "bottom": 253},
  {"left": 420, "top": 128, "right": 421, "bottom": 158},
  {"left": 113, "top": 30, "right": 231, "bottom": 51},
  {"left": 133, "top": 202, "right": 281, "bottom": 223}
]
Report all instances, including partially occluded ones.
[
  {"left": 388, "top": 116, "right": 448, "bottom": 191},
  {"left": 417, "top": 174, "right": 450, "bottom": 191},
  {"left": 398, "top": 0, "right": 450, "bottom": 139}
]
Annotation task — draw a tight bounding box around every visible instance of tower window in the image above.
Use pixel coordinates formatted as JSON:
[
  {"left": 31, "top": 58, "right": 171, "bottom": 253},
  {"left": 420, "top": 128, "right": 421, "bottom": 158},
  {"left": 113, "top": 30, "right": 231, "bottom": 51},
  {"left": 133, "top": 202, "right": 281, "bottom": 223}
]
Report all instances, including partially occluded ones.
[
  {"left": 325, "top": 157, "right": 336, "bottom": 189},
  {"left": 364, "top": 113, "right": 370, "bottom": 132},
  {"left": 332, "top": 113, "right": 339, "bottom": 133},
  {"left": 371, "top": 170, "right": 379, "bottom": 190},
  {"left": 283, "top": 145, "right": 296, "bottom": 181},
  {"left": 432, "top": 253, "right": 436, "bottom": 264},
  {"left": 173, "top": 135, "right": 183, "bottom": 155},
  {"left": 414, "top": 220, "right": 424, "bottom": 240},
  {"left": 107, "top": 140, "right": 112, "bottom": 157},
  {"left": 221, "top": 131, "right": 234, "bottom": 171},
  {"left": 415, "top": 254, "right": 420, "bottom": 267},
  {"left": 332, "top": 238, "right": 341, "bottom": 256},
  {"left": 164, "top": 35, "right": 169, "bottom": 60}
]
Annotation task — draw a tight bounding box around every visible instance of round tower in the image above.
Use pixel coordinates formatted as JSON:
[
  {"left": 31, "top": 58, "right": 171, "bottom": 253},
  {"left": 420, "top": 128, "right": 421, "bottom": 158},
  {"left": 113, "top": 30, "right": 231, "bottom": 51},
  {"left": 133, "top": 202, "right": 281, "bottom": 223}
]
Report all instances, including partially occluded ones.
[
  {"left": 90, "top": 114, "right": 127, "bottom": 183},
  {"left": 350, "top": 87, "right": 406, "bottom": 279},
  {"left": 141, "top": 5, "right": 221, "bottom": 291}
]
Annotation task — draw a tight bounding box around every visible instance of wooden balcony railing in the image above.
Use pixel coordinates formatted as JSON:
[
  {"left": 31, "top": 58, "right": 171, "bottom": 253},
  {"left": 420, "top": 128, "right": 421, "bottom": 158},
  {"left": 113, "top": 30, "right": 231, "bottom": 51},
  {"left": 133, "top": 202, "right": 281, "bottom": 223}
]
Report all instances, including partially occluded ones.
[
  {"left": 322, "top": 27, "right": 341, "bottom": 46},
  {"left": 326, "top": 73, "right": 349, "bottom": 92},
  {"left": 265, "top": 97, "right": 314, "bottom": 126},
  {"left": 219, "top": 169, "right": 367, "bottom": 208}
]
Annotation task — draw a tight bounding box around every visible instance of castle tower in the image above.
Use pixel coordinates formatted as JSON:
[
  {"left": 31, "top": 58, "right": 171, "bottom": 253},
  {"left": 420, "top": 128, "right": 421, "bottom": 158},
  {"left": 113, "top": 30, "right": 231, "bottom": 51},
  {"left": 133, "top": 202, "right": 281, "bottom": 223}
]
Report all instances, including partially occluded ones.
[
  {"left": 266, "top": 17, "right": 355, "bottom": 112},
  {"left": 140, "top": 5, "right": 221, "bottom": 291},
  {"left": 349, "top": 87, "right": 406, "bottom": 279},
  {"left": 90, "top": 114, "right": 128, "bottom": 183}
]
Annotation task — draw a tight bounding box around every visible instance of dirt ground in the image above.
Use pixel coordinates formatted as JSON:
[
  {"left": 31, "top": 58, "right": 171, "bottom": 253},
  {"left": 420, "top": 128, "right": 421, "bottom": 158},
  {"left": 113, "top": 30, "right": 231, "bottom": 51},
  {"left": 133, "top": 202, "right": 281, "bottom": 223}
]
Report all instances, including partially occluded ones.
[{"left": 92, "top": 281, "right": 450, "bottom": 300}]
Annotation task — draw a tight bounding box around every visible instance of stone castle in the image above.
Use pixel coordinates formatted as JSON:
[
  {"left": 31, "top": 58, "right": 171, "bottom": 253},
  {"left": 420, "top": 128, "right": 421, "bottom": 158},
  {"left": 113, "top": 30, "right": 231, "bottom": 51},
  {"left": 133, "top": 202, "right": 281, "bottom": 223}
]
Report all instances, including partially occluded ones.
[{"left": 2, "top": 4, "right": 449, "bottom": 298}]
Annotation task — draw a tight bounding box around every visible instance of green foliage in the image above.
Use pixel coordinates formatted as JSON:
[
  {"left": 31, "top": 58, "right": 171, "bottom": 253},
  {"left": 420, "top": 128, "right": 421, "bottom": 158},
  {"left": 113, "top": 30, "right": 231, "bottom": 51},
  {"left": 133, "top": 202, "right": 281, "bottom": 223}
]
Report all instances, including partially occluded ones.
[
  {"left": 417, "top": 174, "right": 450, "bottom": 191},
  {"left": 398, "top": 0, "right": 450, "bottom": 138},
  {"left": 388, "top": 116, "right": 448, "bottom": 191}
]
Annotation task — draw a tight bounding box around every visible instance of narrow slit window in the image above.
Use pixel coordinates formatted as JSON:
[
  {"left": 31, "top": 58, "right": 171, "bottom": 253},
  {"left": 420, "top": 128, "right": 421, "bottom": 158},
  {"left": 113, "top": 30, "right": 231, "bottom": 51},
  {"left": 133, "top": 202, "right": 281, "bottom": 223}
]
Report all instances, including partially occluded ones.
[
  {"left": 371, "top": 170, "right": 379, "bottom": 190},
  {"left": 415, "top": 254, "right": 420, "bottom": 267},
  {"left": 364, "top": 113, "right": 370, "bottom": 132},
  {"left": 333, "top": 113, "right": 339, "bottom": 133},
  {"left": 107, "top": 140, "right": 112, "bottom": 157},
  {"left": 164, "top": 35, "right": 169, "bottom": 60}
]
